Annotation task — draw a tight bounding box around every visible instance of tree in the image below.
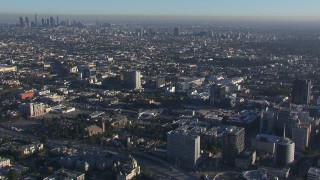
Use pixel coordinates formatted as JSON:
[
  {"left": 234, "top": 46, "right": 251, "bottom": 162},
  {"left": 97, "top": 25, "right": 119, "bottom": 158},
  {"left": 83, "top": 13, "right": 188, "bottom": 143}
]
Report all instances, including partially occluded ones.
[
  {"left": 8, "top": 169, "right": 19, "bottom": 180},
  {"left": 200, "top": 174, "right": 205, "bottom": 180}
]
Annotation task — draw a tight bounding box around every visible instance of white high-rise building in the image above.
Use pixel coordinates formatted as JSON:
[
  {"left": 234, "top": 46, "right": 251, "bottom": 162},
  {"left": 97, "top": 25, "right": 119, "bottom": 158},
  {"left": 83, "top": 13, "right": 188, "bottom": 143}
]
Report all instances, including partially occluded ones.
[{"left": 167, "top": 130, "right": 200, "bottom": 170}]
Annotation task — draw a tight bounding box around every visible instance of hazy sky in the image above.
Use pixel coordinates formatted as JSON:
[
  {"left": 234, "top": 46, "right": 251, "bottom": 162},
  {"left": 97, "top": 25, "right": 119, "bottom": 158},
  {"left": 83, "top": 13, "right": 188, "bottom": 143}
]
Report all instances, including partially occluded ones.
[{"left": 1, "top": 0, "right": 320, "bottom": 18}]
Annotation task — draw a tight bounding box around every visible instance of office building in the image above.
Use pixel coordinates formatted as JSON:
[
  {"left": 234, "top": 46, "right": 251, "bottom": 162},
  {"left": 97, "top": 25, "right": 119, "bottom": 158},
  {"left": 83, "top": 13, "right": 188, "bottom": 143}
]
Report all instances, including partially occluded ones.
[
  {"left": 24, "top": 17, "right": 29, "bottom": 27},
  {"left": 292, "top": 125, "right": 310, "bottom": 151},
  {"left": 19, "top": 17, "right": 24, "bottom": 27},
  {"left": 286, "top": 112, "right": 299, "bottom": 138},
  {"left": 34, "top": 14, "right": 38, "bottom": 26},
  {"left": 50, "top": 17, "right": 55, "bottom": 27},
  {"left": 56, "top": 16, "right": 59, "bottom": 26},
  {"left": 124, "top": 70, "right": 142, "bottom": 90},
  {"left": 275, "top": 110, "right": 299, "bottom": 138},
  {"left": 20, "top": 103, "right": 45, "bottom": 117},
  {"left": 167, "top": 130, "right": 200, "bottom": 170},
  {"left": 274, "top": 138, "right": 295, "bottom": 166},
  {"left": 41, "top": 18, "right": 45, "bottom": 27},
  {"left": 260, "top": 107, "right": 276, "bottom": 134},
  {"left": 292, "top": 79, "right": 311, "bottom": 105},
  {"left": 210, "top": 84, "right": 235, "bottom": 108},
  {"left": 222, "top": 126, "right": 245, "bottom": 165},
  {"left": 251, "top": 134, "right": 279, "bottom": 154}
]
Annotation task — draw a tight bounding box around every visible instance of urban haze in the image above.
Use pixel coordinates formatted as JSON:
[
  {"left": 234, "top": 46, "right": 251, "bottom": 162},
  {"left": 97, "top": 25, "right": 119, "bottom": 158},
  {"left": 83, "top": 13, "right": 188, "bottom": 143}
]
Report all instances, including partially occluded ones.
[{"left": 0, "top": 1, "right": 320, "bottom": 180}]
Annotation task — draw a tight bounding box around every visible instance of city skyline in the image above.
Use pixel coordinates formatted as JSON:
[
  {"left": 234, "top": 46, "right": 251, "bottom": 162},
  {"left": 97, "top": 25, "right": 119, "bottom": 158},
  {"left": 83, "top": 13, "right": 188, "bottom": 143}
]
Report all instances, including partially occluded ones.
[{"left": 1, "top": 0, "right": 320, "bottom": 20}]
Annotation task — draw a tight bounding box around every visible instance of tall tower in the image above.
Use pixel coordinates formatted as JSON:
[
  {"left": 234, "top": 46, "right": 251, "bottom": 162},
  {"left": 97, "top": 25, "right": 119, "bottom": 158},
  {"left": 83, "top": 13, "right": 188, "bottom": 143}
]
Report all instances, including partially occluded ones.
[
  {"left": 34, "top": 14, "right": 38, "bottom": 26},
  {"left": 56, "top": 16, "right": 59, "bottom": 26},
  {"left": 24, "top": 17, "right": 29, "bottom": 27},
  {"left": 19, "top": 17, "right": 24, "bottom": 27},
  {"left": 292, "top": 79, "right": 311, "bottom": 105},
  {"left": 49, "top": 17, "right": 55, "bottom": 27},
  {"left": 222, "top": 126, "right": 245, "bottom": 165},
  {"left": 167, "top": 130, "right": 200, "bottom": 170}
]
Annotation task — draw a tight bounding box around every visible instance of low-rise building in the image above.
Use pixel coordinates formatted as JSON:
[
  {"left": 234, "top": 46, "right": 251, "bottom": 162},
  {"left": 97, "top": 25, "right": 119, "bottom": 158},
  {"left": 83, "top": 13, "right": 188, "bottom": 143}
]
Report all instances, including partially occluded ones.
[
  {"left": 0, "top": 64, "right": 17, "bottom": 73},
  {"left": 251, "top": 134, "right": 279, "bottom": 154},
  {"left": 85, "top": 125, "right": 103, "bottom": 137},
  {"left": 0, "top": 157, "right": 10, "bottom": 168},
  {"left": 308, "top": 167, "right": 320, "bottom": 180},
  {"left": 235, "top": 150, "right": 256, "bottom": 169},
  {"left": 116, "top": 157, "right": 141, "bottom": 180},
  {"left": 242, "top": 170, "right": 268, "bottom": 180},
  {"left": 43, "top": 168, "right": 85, "bottom": 180},
  {"left": 20, "top": 103, "right": 46, "bottom": 117}
]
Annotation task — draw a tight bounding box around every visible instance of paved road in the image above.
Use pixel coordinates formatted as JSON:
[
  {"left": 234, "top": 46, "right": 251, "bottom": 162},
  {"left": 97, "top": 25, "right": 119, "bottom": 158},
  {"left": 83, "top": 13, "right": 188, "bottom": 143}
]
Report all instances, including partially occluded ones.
[{"left": 134, "top": 156, "right": 196, "bottom": 180}]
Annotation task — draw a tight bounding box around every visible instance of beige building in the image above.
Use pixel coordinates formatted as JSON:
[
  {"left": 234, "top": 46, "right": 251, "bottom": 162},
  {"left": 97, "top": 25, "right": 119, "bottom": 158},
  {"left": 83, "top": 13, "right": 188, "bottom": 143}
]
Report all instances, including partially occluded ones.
[
  {"left": 117, "top": 157, "right": 141, "bottom": 180},
  {"left": 85, "top": 125, "right": 104, "bottom": 137},
  {"left": 0, "top": 64, "right": 17, "bottom": 73},
  {"left": 251, "top": 134, "right": 279, "bottom": 154},
  {"left": 20, "top": 103, "right": 46, "bottom": 117},
  {"left": 44, "top": 168, "right": 85, "bottom": 180}
]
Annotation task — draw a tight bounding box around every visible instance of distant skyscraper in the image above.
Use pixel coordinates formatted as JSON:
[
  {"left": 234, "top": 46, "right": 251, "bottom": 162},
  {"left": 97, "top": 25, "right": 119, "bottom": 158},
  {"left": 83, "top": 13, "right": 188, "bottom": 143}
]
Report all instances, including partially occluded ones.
[
  {"left": 24, "top": 17, "right": 29, "bottom": 27},
  {"left": 41, "top": 19, "right": 45, "bottom": 27},
  {"left": 19, "top": 17, "right": 24, "bottom": 27},
  {"left": 34, "top": 14, "right": 38, "bottom": 26},
  {"left": 292, "top": 79, "right": 311, "bottom": 105},
  {"left": 222, "top": 126, "right": 245, "bottom": 165},
  {"left": 167, "top": 130, "right": 200, "bottom": 170},
  {"left": 49, "top": 17, "right": 55, "bottom": 27},
  {"left": 56, "top": 16, "right": 59, "bottom": 26},
  {"left": 173, "top": 27, "right": 179, "bottom": 36}
]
